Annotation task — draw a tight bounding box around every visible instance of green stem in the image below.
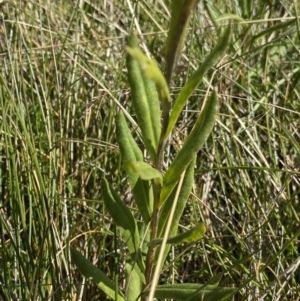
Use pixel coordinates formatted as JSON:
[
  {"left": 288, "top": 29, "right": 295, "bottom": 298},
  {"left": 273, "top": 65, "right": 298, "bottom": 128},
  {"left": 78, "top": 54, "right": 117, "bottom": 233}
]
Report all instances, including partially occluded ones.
[{"left": 143, "top": 131, "right": 169, "bottom": 300}]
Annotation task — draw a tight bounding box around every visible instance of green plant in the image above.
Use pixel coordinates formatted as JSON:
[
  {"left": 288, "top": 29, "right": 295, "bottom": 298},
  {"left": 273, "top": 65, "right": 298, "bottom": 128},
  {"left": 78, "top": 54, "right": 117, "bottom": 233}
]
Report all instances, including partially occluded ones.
[{"left": 71, "top": 2, "right": 235, "bottom": 301}]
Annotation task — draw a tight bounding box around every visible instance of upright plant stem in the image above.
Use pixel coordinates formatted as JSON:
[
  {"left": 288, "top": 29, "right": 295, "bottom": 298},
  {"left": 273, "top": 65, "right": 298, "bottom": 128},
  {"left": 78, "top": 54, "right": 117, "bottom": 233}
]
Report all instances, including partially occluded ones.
[
  {"left": 143, "top": 1, "right": 198, "bottom": 296},
  {"left": 143, "top": 131, "right": 169, "bottom": 298}
]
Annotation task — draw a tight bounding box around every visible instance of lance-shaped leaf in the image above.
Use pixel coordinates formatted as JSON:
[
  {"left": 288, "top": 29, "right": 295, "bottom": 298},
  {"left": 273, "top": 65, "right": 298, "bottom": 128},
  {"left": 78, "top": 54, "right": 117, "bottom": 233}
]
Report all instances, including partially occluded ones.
[
  {"left": 145, "top": 283, "right": 236, "bottom": 301},
  {"left": 165, "top": 25, "right": 231, "bottom": 138},
  {"left": 126, "top": 35, "right": 170, "bottom": 139},
  {"left": 165, "top": 0, "right": 198, "bottom": 85},
  {"left": 127, "top": 160, "right": 162, "bottom": 186},
  {"left": 125, "top": 262, "right": 144, "bottom": 301},
  {"left": 116, "top": 111, "right": 144, "bottom": 162},
  {"left": 126, "top": 33, "right": 162, "bottom": 160},
  {"left": 126, "top": 46, "right": 170, "bottom": 104},
  {"left": 126, "top": 33, "right": 161, "bottom": 147},
  {"left": 154, "top": 157, "right": 195, "bottom": 264},
  {"left": 160, "top": 91, "right": 218, "bottom": 206},
  {"left": 143, "top": 68, "right": 162, "bottom": 147},
  {"left": 157, "top": 156, "right": 195, "bottom": 237},
  {"left": 71, "top": 248, "right": 125, "bottom": 301},
  {"left": 101, "top": 178, "right": 140, "bottom": 254},
  {"left": 116, "top": 111, "right": 153, "bottom": 223},
  {"left": 148, "top": 222, "right": 206, "bottom": 246}
]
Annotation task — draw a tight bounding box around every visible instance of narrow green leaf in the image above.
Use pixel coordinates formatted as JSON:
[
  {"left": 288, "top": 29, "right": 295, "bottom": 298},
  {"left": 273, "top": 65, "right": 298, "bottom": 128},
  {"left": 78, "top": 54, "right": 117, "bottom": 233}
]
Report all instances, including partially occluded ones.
[
  {"left": 116, "top": 112, "right": 153, "bottom": 223},
  {"left": 126, "top": 33, "right": 158, "bottom": 160},
  {"left": 125, "top": 262, "right": 143, "bottom": 301},
  {"left": 71, "top": 248, "right": 125, "bottom": 301},
  {"left": 240, "top": 0, "right": 253, "bottom": 19},
  {"left": 101, "top": 178, "right": 140, "bottom": 254},
  {"left": 157, "top": 156, "right": 195, "bottom": 237},
  {"left": 142, "top": 70, "right": 161, "bottom": 148},
  {"left": 126, "top": 42, "right": 170, "bottom": 139},
  {"left": 204, "top": 1, "right": 219, "bottom": 28},
  {"left": 139, "top": 222, "right": 150, "bottom": 260},
  {"left": 253, "top": 19, "right": 296, "bottom": 41},
  {"left": 125, "top": 33, "right": 161, "bottom": 147},
  {"left": 160, "top": 91, "right": 218, "bottom": 205},
  {"left": 165, "top": 25, "right": 231, "bottom": 138},
  {"left": 126, "top": 46, "right": 170, "bottom": 103},
  {"left": 116, "top": 111, "right": 143, "bottom": 162},
  {"left": 133, "top": 180, "right": 153, "bottom": 224},
  {"left": 207, "top": 273, "right": 224, "bottom": 286},
  {"left": 215, "top": 14, "right": 248, "bottom": 28},
  {"left": 154, "top": 157, "right": 195, "bottom": 264},
  {"left": 178, "top": 222, "right": 206, "bottom": 243},
  {"left": 127, "top": 161, "right": 162, "bottom": 186},
  {"left": 146, "top": 283, "right": 236, "bottom": 301},
  {"left": 148, "top": 222, "right": 206, "bottom": 246},
  {"left": 165, "top": 0, "right": 198, "bottom": 85}
]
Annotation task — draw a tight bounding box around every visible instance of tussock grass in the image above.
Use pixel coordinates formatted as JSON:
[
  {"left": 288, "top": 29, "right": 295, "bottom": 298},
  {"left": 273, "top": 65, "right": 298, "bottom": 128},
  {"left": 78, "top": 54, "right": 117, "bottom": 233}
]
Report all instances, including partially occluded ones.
[{"left": 0, "top": 0, "right": 299, "bottom": 300}]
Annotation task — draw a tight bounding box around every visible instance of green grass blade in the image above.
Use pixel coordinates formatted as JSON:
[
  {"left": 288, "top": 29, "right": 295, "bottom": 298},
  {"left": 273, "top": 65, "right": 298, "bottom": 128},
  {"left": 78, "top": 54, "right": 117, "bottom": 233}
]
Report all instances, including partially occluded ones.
[
  {"left": 204, "top": 0, "right": 219, "bottom": 28},
  {"left": 253, "top": 19, "right": 296, "bottom": 41}
]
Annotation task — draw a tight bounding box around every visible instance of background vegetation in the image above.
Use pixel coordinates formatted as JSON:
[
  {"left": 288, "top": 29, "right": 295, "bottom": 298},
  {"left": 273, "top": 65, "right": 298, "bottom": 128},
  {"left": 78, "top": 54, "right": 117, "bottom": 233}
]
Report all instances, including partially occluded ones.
[{"left": 0, "top": 0, "right": 299, "bottom": 300}]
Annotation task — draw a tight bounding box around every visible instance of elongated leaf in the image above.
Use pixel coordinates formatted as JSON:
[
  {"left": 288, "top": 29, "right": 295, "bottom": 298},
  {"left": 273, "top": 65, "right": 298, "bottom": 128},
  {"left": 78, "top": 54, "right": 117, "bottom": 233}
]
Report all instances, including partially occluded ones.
[
  {"left": 126, "top": 46, "right": 170, "bottom": 103},
  {"left": 215, "top": 14, "right": 248, "bottom": 28},
  {"left": 128, "top": 33, "right": 162, "bottom": 148},
  {"left": 160, "top": 91, "right": 218, "bottom": 206},
  {"left": 116, "top": 111, "right": 143, "bottom": 162},
  {"left": 71, "top": 248, "right": 125, "bottom": 301},
  {"left": 101, "top": 178, "right": 140, "bottom": 254},
  {"left": 127, "top": 160, "right": 162, "bottom": 185},
  {"left": 126, "top": 43, "right": 170, "bottom": 139},
  {"left": 133, "top": 179, "right": 153, "bottom": 224},
  {"left": 240, "top": 0, "right": 253, "bottom": 19},
  {"left": 157, "top": 156, "right": 195, "bottom": 237},
  {"left": 207, "top": 273, "right": 224, "bottom": 286},
  {"left": 139, "top": 222, "right": 150, "bottom": 259},
  {"left": 155, "top": 157, "right": 195, "bottom": 263},
  {"left": 165, "top": 25, "right": 231, "bottom": 138},
  {"left": 142, "top": 70, "right": 161, "bottom": 148},
  {"left": 204, "top": 0, "right": 219, "bottom": 28},
  {"left": 148, "top": 222, "right": 206, "bottom": 246},
  {"left": 125, "top": 262, "right": 143, "bottom": 301},
  {"left": 126, "top": 34, "right": 158, "bottom": 160},
  {"left": 165, "top": 0, "right": 198, "bottom": 85},
  {"left": 146, "top": 283, "right": 236, "bottom": 301},
  {"left": 116, "top": 112, "right": 153, "bottom": 223},
  {"left": 253, "top": 19, "right": 296, "bottom": 41}
]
